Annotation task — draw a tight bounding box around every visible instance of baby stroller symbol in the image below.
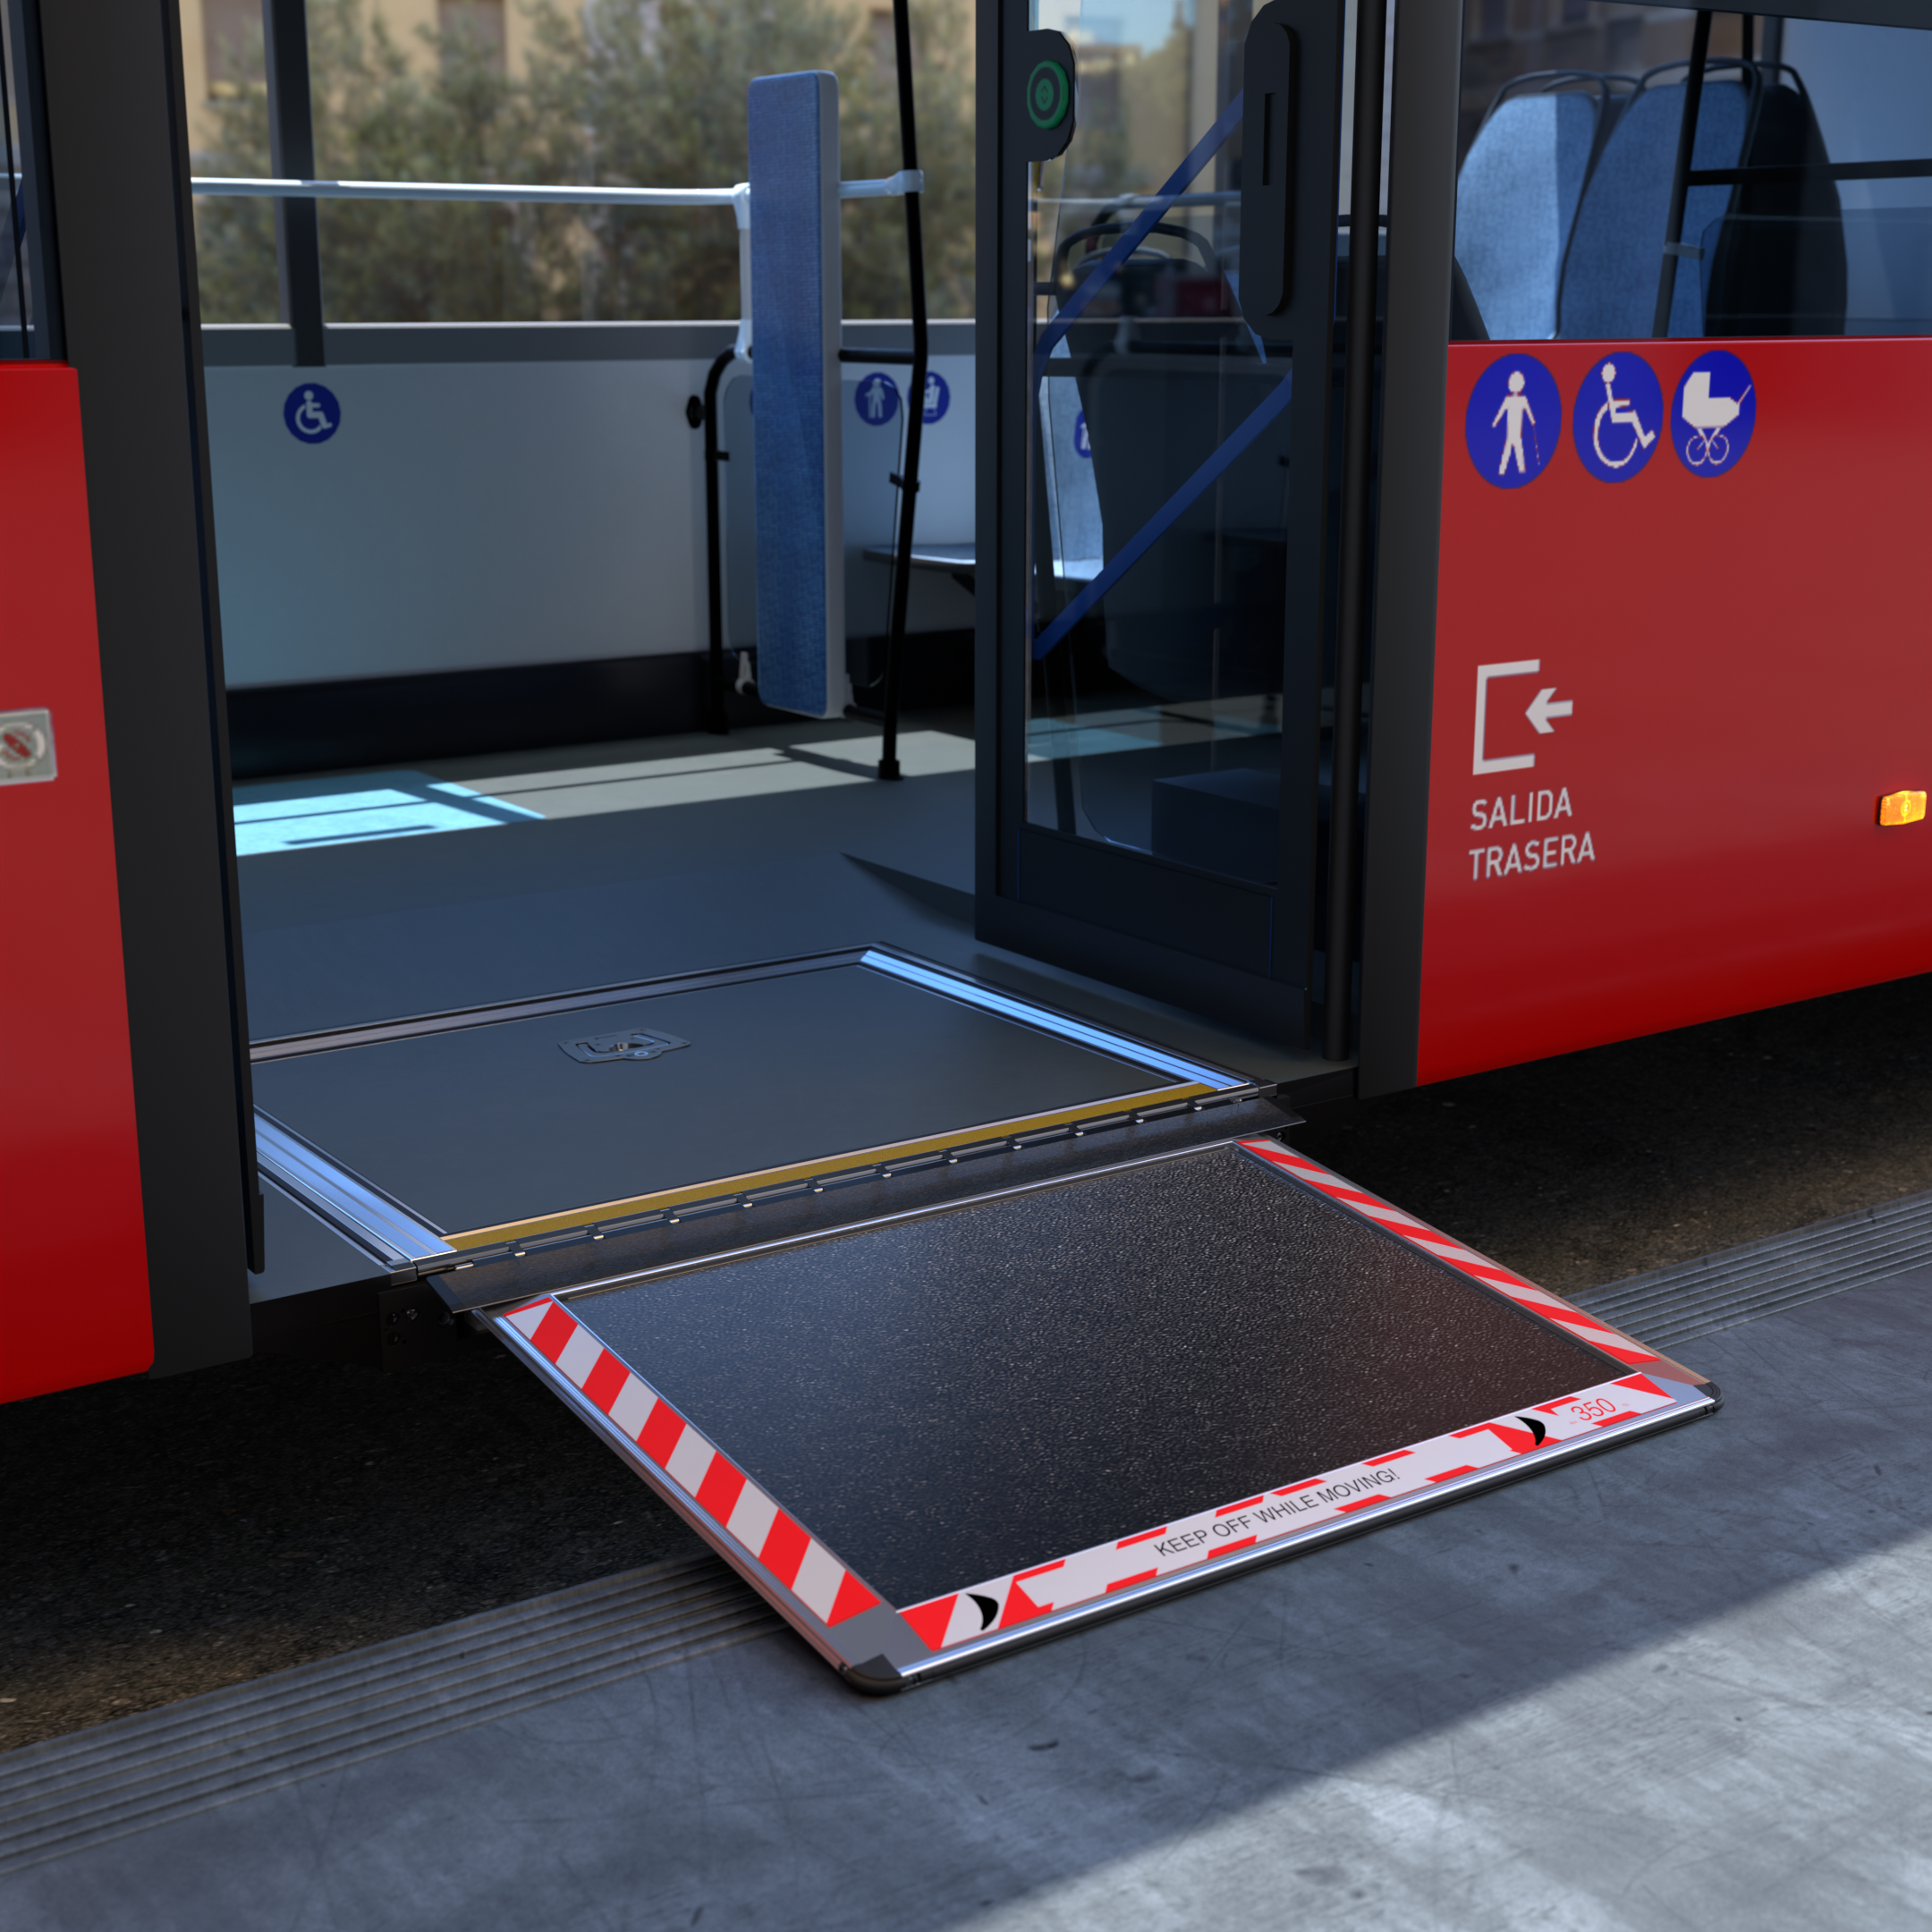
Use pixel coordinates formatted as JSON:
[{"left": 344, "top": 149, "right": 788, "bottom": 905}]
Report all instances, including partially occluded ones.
[
  {"left": 1591, "top": 360, "right": 1656, "bottom": 470},
  {"left": 1672, "top": 350, "right": 1758, "bottom": 478},
  {"left": 1681, "top": 369, "right": 1751, "bottom": 467}
]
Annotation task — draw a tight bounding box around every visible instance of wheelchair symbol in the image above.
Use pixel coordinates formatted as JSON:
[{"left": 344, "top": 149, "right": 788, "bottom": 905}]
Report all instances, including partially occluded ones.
[
  {"left": 1590, "top": 361, "right": 1656, "bottom": 470},
  {"left": 1572, "top": 352, "right": 1661, "bottom": 482},
  {"left": 284, "top": 381, "right": 342, "bottom": 444}
]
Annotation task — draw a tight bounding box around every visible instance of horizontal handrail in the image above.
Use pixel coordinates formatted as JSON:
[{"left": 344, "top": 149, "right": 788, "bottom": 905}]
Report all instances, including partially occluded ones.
[
  {"left": 1032, "top": 191, "right": 1240, "bottom": 208},
  {"left": 1685, "top": 156, "right": 1932, "bottom": 185},
  {"left": 189, "top": 169, "right": 922, "bottom": 209}
]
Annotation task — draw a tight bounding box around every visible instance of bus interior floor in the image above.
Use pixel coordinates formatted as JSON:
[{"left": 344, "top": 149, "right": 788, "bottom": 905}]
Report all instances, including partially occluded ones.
[{"left": 230, "top": 709, "right": 1328, "bottom": 1089}]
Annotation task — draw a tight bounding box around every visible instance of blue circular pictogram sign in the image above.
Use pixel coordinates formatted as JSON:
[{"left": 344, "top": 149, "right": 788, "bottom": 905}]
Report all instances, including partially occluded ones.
[
  {"left": 1671, "top": 348, "right": 1756, "bottom": 477},
  {"left": 1465, "top": 353, "right": 1562, "bottom": 488},
  {"left": 853, "top": 372, "right": 901, "bottom": 426},
  {"left": 1073, "top": 409, "right": 1092, "bottom": 458},
  {"left": 920, "top": 369, "right": 951, "bottom": 424},
  {"left": 1572, "top": 352, "right": 1664, "bottom": 482},
  {"left": 284, "top": 381, "right": 341, "bottom": 445}
]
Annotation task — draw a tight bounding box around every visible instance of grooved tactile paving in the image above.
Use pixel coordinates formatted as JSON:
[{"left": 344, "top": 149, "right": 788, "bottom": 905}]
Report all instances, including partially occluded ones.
[
  {"left": 0, "top": 1555, "right": 772, "bottom": 1879},
  {"left": 1573, "top": 1187, "right": 1932, "bottom": 1352}
]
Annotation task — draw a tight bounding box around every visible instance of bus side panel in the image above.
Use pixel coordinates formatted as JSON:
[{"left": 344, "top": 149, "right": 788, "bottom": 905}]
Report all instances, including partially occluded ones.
[
  {"left": 1418, "top": 337, "right": 1932, "bottom": 1086},
  {"left": 0, "top": 364, "right": 152, "bottom": 1401}
]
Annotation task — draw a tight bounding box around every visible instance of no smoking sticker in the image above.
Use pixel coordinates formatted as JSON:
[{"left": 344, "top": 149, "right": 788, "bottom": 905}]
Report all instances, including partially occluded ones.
[{"left": 0, "top": 708, "right": 56, "bottom": 784}]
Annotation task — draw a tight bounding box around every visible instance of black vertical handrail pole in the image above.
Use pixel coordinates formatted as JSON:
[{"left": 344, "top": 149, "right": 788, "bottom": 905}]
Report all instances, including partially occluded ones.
[
  {"left": 262, "top": 0, "right": 325, "bottom": 366},
  {"left": 1652, "top": 9, "right": 1712, "bottom": 339},
  {"left": 1323, "top": 0, "right": 1386, "bottom": 1063},
  {"left": 701, "top": 345, "right": 736, "bottom": 735},
  {"left": 878, "top": 0, "right": 928, "bottom": 782},
  {"left": 0, "top": 4, "right": 27, "bottom": 358}
]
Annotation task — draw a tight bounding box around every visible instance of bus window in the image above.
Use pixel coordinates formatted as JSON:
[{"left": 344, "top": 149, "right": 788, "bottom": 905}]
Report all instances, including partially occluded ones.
[
  {"left": 1752, "top": 19, "right": 1932, "bottom": 335},
  {"left": 1451, "top": 7, "right": 1932, "bottom": 343}
]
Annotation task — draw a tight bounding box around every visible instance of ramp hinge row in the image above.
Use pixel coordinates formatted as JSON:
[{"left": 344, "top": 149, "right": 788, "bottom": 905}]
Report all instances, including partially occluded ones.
[{"left": 419, "top": 1085, "right": 1276, "bottom": 1279}]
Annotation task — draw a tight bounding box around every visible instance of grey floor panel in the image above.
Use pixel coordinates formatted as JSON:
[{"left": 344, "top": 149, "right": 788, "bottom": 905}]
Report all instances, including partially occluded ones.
[
  {"left": 9, "top": 1271, "right": 1929, "bottom": 1931},
  {"left": 254, "top": 962, "right": 1175, "bottom": 1235}
]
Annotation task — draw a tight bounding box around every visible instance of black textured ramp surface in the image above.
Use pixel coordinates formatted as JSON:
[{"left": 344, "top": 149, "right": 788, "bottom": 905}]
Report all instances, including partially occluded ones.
[
  {"left": 568, "top": 1145, "right": 1612, "bottom": 1607},
  {"left": 252, "top": 962, "right": 1175, "bottom": 1235}
]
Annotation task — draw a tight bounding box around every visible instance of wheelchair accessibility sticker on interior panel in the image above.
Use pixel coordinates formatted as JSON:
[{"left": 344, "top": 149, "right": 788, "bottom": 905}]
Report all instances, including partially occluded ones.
[
  {"left": 1672, "top": 350, "right": 1755, "bottom": 477},
  {"left": 1572, "top": 353, "right": 1662, "bottom": 482},
  {"left": 284, "top": 382, "right": 341, "bottom": 445},
  {"left": 1465, "top": 354, "right": 1562, "bottom": 489}
]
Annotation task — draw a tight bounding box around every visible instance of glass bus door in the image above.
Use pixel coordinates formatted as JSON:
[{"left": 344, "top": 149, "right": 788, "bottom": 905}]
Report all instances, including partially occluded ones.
[{"left": 978, "top": 0, "right": 1350, "bottom": 1047}]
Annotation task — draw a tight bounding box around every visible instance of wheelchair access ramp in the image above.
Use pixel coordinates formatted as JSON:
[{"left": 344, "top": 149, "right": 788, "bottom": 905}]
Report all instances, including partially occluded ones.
[{"left": 250, "top": 948, "right": 1716, "bottom": 1689}]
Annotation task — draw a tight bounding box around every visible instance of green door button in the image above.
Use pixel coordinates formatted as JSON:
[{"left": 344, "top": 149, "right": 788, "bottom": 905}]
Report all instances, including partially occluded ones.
[
  {"left": 1017, "top": 30, "right": 1077, "bottom": 161},
  {"left": 1027, "top": 58, "right": 1070, "bottom": 130}
]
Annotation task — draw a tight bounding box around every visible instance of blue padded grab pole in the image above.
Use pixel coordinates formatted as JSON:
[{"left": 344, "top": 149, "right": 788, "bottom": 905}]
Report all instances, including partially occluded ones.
[{"left": 749, "top": 72, "right": 844, "bottom": 718}]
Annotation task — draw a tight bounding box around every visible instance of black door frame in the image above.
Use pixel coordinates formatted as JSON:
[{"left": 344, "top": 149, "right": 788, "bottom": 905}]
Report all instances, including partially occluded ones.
[{"left": 7, "top": 0, "right": 262, "bottom": 1368}]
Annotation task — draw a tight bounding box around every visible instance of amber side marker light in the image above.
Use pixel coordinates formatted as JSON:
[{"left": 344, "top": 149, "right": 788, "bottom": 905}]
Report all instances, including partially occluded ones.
[{"left": 1878, "top": 790, "right": 1927, "bottom": 827}]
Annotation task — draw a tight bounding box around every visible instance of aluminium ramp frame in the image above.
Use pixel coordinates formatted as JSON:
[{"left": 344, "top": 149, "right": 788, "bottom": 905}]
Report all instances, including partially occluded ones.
[{"left": 485, "top": 1137, "right": 1716, "bottom": 1690}]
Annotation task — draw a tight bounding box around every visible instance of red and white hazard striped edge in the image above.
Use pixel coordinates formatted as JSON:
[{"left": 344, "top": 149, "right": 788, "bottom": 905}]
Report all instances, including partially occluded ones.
[
  {"left": 1237, "top": 1137, "right": 1663, "bottom": 1367},
  {"left": 498, "top": 1297, "right": 881, "bottom": 1630},
  {"left": 900, "top": 1368, "right": 1683, "bottom": 1652}
]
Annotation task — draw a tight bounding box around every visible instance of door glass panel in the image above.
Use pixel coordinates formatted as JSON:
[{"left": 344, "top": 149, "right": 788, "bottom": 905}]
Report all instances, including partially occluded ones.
[
  {"left": 1027, "top": 0, "right": 1290, "bottom": 888},
  {"left": 0, "top": 0, "right": 35, "bottom": 358}
]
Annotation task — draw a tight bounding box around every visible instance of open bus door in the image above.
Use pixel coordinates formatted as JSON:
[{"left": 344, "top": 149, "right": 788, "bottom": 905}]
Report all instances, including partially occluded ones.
[
  {"left": 0, "top": 0, "right": 259, "bottom": 1404},
  {"left": 976, "top": 0, "right": 1349, "bottom": 1050}
]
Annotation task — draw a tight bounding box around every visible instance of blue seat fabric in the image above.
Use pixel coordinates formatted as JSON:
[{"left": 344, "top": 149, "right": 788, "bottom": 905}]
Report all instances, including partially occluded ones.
[
  {"left": 1456, "top": 92, "right": 1599, "bottom": 341},
  {"left": 1559, "top": 78, "right": 1751, "bottom": 340}
]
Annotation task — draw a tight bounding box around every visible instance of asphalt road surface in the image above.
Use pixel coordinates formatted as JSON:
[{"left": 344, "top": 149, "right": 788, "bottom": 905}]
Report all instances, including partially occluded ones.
[{"left": 8, "top": 970, "right": 1932, "bottom": 1753}]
